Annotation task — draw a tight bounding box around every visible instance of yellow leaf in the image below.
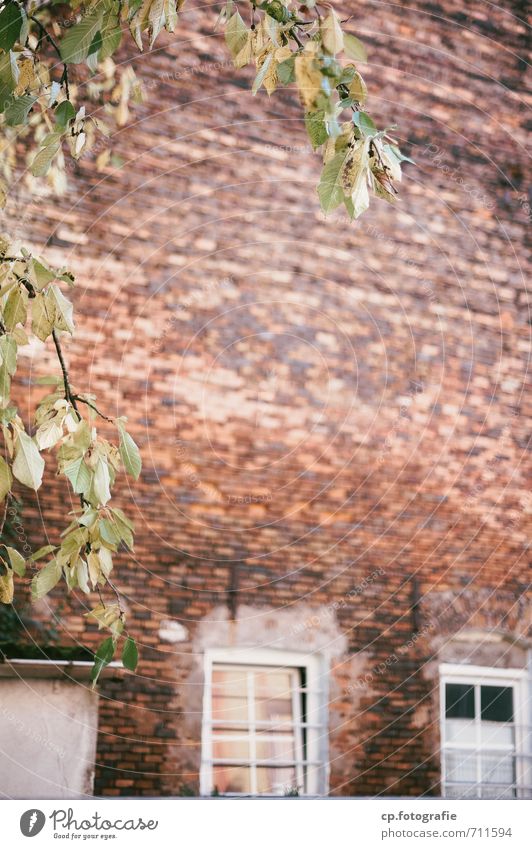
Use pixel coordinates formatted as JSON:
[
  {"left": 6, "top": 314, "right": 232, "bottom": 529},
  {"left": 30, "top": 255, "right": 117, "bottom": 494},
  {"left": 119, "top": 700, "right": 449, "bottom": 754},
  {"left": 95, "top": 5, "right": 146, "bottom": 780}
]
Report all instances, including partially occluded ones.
[{"left": 295, "top": 52, "right": 323, "bottom": 110}]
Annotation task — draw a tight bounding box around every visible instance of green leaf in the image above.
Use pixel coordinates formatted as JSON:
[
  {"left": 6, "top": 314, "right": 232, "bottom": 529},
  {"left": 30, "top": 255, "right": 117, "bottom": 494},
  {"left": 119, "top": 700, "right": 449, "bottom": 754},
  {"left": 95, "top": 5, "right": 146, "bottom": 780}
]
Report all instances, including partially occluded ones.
[
  {"left": 31, "top": 559, "right": 62, "bottom": 599},
  {"left": 31, "top": 138, "right": 61, "bottom": 177},
  {"left": 4, "top": 94, "right": 37, "bottom": 127},
  {"left": 343, "top": 33, "right": 367, "bottom": 63},
  {"left": 28, "top": 544, "right": 57, "bottom": 562},
  {"left": 5, "top": 546, "right": 25, "bottom": 577},
  {"left": 0, "top": 334, "right": 17, "bottom": 376},
  {"left": 55, "top": 100, "right": 76, "bottom": 127},
  {"left": 59, "top": 10, "right": 104, "bottom": 65},
  {"left": 64, "top": 456, "right": 92, "bottom": 495},
  {"left": 3, "top": 286, "right": 27, "bottom": 330},
  {"left": 90, "top": 636, "right": 116, "bottom": 686},
  {"left": 98, "top": 7, "right": 122, "bottom": 60},
  {"left": 277, "top": 55, "right": 295, "bottom": 85},
  {"left": 0, "top": 3, "right": 23, "bottom": 52},
  {"left": 12, "top": 430, "right": 45, "bottom": 490},
  {"left": 317, "top": 150, "right": 348, "bottom": 214},
  {"left": 99, "top": 517, "right": 121, "bottom": 546},
  {"left": 121, "top": 635, "right": 138, "bottom": 671},
  {"left": 0, "top": 51, "right": 18, "bottom": 115},
  {"left": 118, "top": 428, "right": 141, "bottom": 480},
  {"left": 0, "top": 455, "right": 12, "bottom": 501},
  {"left": 305, "top": 110, "right": 328, "bottom": 150},
  {"left": 29, "top": 258, "right": 56, "bottom": 291},
  {"left": 352, "top": 110, "right": 377, "bottom": 136}
]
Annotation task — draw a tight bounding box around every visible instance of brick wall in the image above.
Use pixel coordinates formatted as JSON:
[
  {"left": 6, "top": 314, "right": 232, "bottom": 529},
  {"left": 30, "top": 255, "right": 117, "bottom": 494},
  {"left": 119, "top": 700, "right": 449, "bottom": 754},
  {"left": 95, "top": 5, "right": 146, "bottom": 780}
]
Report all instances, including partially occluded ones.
[{"left": 5, "top": 0, "right": 530, "bottom": 796}]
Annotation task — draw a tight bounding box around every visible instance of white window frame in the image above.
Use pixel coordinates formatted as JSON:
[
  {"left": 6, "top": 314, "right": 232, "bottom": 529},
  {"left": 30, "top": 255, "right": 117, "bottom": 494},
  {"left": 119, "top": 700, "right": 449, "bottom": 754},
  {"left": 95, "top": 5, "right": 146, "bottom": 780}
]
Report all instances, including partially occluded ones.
[
  {"left": 439, "top": 663, "right": 529, "bottom": 799},
  {"left": 200, "top": 648, "right": 328, "bottom": 796}
]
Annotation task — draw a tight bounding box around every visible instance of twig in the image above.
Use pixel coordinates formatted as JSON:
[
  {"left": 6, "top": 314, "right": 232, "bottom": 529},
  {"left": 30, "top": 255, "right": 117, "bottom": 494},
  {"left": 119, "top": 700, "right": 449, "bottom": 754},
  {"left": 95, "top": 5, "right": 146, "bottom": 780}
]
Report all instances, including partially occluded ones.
[
  {"left": 72, "top": 395, "right": 114, "bottom": 424},
  {"left": 51, "top": 329, "right": 80, "bottom": 417}
]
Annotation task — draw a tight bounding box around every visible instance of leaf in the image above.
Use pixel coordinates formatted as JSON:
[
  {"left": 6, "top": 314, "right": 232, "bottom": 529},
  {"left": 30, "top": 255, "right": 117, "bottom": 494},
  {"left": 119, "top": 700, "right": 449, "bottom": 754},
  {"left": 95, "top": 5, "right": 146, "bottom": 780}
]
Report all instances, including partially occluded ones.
[
  {"left": 5, "top": 546, "right": 25, "bottom": 577},
  {"left": 31, "top": 559, "right": 62, "bottom": 599},
  {"left": 344, "top": 33, "right": 367, "bottom": 63},
  {"left": 0, "top": 334, "right": 17, "bottom": 375},
  {"left": 87, "top": 602, "right": 121, "bottom": 630},
  {"left": 76, "top": 558, "right": 90, "bottom": 594},
  {"left": 349, "top": 71, "right": 367, "bottom": 104},
  {"left": 277, "top": 55, "right": 295, "bottom": 85},
  {"left": 4, "top": 94, "right": 37, "bottom": 127},
  {"left": 118, "top": 428, "right": 141, "bottom": 480},
  {"left": 31, "top": 292, "right": 56, "bottom": 341},
  {"left": 35, "top": 418, "right": 63, "bottom": 451},
  {"left": 3, "top": 286, "right": 27, "bottom": 330},
  {"left": 122, "top": 636, "right": 138, "bottom": 671},
  {"left": 64, "top": 456, "right": 92, "bottom": 495},
  {"left": 90, "top": 636, "right": 115, "bottom": 686},
  {"left": 0, "top": 51, "right": 18, "bottom": 114},
  {"left": 31, "top": 139, "right": 61, "bottom": 177},
  {"left": 295, "top": 51, "right": 323, "bottom": 110},
  {"left": 49, "top": 284, "right": 75, "bottom": 334},
  {"left": 59, "top": 9, "right": 104, "bottom": 65},
  {"left": 225, "top": 11, "right": 248, "bottom": 59},
  {"left": 12, "top": 430, "right": 45, "bottom": 490},
  {"left": 318, "top": 150, "right": 349, "bottom": 214},
  {"left": 93, "top": 457, "right": 111, "bottom": 505},
  {"left": 99, "top": 517, "right": 121, "bottom": 545},
  {"left": 0, "top": 570, "right": 14, "bottom": 604},
  {"left": 28, "top": 544, "right": 56, "bottom": 562},
  {"left": 29, "top": 258, "right": 56, "bottom": 291},
  {"left": 252, "top": 52, "right": 273, "bottom": 96},
  {"left": 55, "top": 100, "right": 76, "bottom": 127},
  {"left": 0, "top": 455, "right": 12, "bottom": 501},
  {"left": 352, "top": 110, "right": 377, "bottom": 136},
  {"left": 0, "top": 3, "right": 23, "bottom": 52},
  {"left": 322, "top": 10, "right": 344, "bottom": 55},
  {"left": 305, "top": 110, "right": 328, "bottom": 150}
]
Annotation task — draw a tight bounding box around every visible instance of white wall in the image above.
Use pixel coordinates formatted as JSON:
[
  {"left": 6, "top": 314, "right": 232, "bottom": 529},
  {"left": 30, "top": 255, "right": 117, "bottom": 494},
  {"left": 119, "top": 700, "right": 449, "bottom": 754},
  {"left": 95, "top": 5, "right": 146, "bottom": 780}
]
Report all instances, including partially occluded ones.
[{"left": 0, "top": 678, "right": 99, "bottom": 798}]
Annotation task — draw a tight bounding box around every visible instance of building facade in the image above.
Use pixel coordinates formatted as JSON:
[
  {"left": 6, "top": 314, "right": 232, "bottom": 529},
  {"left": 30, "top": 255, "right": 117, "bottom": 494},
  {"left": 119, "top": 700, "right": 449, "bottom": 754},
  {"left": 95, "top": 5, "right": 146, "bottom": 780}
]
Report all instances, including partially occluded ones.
[{"left": 0, "top": 0, "right": 530, "bottom": 798}]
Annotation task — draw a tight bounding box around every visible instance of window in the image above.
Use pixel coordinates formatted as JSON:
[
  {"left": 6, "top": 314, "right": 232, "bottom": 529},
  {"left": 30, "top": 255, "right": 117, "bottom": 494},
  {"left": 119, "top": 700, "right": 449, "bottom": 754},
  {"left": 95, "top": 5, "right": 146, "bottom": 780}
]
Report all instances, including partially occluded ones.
[
  {"left": 200, "top": 649, "right": 327, "bottom": 796},
  {"left": 440, "top": 664, "right": 531, "bottom": 799}
]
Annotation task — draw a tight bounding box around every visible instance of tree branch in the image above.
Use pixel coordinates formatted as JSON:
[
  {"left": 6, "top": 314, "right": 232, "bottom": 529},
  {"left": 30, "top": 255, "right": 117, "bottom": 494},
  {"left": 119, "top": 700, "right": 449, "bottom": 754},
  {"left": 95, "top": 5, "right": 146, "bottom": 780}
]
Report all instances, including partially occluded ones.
[
  {"left": 51, "top": 329, "right": 80, "bottom": 417},
  {"left": 72, "top": 395, "right": 114, "bottom": 424}
]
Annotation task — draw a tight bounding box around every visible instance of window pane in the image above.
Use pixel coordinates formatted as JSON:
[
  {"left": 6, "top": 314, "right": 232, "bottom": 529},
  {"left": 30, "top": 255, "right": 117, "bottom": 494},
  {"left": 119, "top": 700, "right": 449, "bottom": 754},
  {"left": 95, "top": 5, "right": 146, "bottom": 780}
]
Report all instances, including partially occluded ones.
[
  {"left": 212, "top": 738, "right": 250, "bottom": 760},
  {"left": 445, "top": 683, "right": 475, "bottom": 718},
  {"left": 212, "top": 766, "right": 251, "bottom": 794},
  {"left": 480, "top": 686, "right": 513, "bottom": 723},
  {"left": 445, "top": 718, "right": 476, "bottom": 745},
  {"left": 256, "top": 734, "right": 296, "bottom": 762},
  {"left": 212, "top": 695, "right": 248, "bottom": 724},
  {"left": 255, "top": 697, "right": 294, "bottom": 724},
  {"left": 480, "top": 723, "right": 514, "bottom": 747},
  {"left": 445, "top": 783, "right": 478, "bottom": 799},
  {"left": 254, "top": 670, "right": 293, "bottom": 698},
  {"left": 212, "top": 668, "right": 248, "bottom": 696},
  {"left": 256, "top": 766, "right": 298, "bottom": 796},
  {"left": 480, "top": 752, "right": 515, "bottom": 798},
  {"left": 445, "top": 750, "right": 477, "bottom": 784}
]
